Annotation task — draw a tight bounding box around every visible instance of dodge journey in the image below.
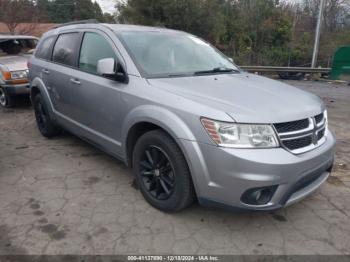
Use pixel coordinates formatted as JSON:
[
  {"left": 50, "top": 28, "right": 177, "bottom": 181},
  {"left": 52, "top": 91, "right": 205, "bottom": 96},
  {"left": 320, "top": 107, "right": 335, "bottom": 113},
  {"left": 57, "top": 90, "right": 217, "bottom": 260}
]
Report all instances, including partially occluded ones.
[{"left": 29, "top": 21, "right": 335, "bottom": 212}]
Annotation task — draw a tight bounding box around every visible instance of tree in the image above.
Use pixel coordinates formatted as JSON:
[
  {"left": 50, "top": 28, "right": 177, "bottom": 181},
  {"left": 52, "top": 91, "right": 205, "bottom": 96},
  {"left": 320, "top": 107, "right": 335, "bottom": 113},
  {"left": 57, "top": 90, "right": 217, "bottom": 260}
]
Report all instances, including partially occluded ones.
[
  {"left": 36, "top": 0, "right": 51, "bottom": 22},
  {"left": 93, "top": 2, "right": 104, "bottom": 21},
  {"left": 49, "top": 0, "right": 74, "bottom": 23},
  {"left": 117, "top": 0, "right": 227, "bottom": 44},
  {"left": 103, "top": 13, "right": 116, "bottom": 23},
  {"left": 46, "top": 0, "right": 105, "bottom": 23},
  {"left": 0, "top": 0, "right": 39, "bottom": 34},
  {"left": 115, "top": 0, "right": 349, "bottom": 67}
]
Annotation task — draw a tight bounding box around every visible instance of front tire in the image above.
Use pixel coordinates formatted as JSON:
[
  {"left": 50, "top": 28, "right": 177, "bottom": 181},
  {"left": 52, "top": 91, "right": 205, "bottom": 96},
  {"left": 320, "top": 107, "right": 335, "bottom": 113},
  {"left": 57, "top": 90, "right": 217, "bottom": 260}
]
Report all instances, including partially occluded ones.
[
  {"left": 33, "top": 94, "right": 61, "bottom": 138},
  {"left": 133, "top": 130, "right": 195, "bottom": 212},
  {"left": 0, "top": 87, "right": 14, "bottom": 108}
]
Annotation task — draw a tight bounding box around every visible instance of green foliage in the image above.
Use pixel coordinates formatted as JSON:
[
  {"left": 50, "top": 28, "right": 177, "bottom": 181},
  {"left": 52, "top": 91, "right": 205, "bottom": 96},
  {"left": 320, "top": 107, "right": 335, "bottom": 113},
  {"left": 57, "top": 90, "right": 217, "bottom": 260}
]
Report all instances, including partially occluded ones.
[
  {"left": 5, "top": 0, "right": 349, "bottom": 66},
  {"left": 49, "top": 0, "right": 74, "bottom": 23},
  {"left": 116, "top": 0, "right": 350, "bottom": 66},
  {"left": 103, "top": 13, "right": 116, "bottom": 23},
  {"left": 117, "top": 0, "right": 295, "bottom": 65},
  {"left": 35, "top": 0, "right": 107, "bottom": 23}
]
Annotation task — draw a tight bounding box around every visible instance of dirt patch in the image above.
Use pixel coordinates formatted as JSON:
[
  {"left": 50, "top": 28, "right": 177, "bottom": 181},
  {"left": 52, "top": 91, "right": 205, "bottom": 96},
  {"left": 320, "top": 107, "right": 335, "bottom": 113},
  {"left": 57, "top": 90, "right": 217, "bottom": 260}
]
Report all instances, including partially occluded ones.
[
  {"left": 83, "top": 176, "right": 101, "bottom": 186},
  {"left": 28, "top": 199, "right": 41, "bottom": 210},
  {"left": 93, "top": 227, "right": 109, "bottom": 237},
  {"left": 15, "top": 145, "right": 29, "bottom": 150},
  {"left": 0, "top": 225, "right": 27, "bottom": 255},
  {"left": 327, "top": 176, "right": 345, "bottom": 187},
  {"left": 1, "top": 108, "right": 15, "bottom": 113},
  {"left": 80, "top": 152, "right": 102, "bottom": 158},
  {"left": 29, "top": 203, "right": 40, "bottom": 210},
  {"left": 131, "top": 179, "right": 139, "bottom": 190},
  {"left": 333, "top": 162, "right": 348, "bottom": 172},
  {"left": 271, "top": 213, "right": 287, "bottom": 222},
  {"left": 33, "top": 210, "right": 45, "bottom": 216},
  {"left": 39, "top": 224, "right": 67, "bottom": 241},
  {"left": 38, "top": 218, "right": 48, "bottom": 224}
]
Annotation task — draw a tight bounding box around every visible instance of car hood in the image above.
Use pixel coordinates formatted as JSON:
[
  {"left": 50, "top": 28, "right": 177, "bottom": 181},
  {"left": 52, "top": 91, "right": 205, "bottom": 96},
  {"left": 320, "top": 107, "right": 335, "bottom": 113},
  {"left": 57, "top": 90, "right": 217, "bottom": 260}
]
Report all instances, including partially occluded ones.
[
  {"left": 147, "top": 73, "right": 325, "bottom": 123},
  {"left": 0, "top": 55, "right": 30, "bottom": 71}
]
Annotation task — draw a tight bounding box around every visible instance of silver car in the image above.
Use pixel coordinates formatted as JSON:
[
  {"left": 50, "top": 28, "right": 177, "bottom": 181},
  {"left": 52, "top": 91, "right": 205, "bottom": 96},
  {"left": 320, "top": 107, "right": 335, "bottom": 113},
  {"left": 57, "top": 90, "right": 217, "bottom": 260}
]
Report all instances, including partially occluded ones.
[
  {"left": 29, "top": 22, "right": 335, "bottom": 212},
  {"left": 0, "top": 35, "right": 38, "bottom": 107}
]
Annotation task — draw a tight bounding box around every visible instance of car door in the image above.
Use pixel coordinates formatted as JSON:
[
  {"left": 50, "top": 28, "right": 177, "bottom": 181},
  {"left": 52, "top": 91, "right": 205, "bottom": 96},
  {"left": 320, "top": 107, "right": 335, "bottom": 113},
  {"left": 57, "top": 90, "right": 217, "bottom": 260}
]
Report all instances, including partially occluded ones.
[
  {"left": 31, "top": 35, "right": 57, "bottom": 101},
  {"left": 67, "top": 31, "right": 125, "bottom": 153},
  {"left": 49, "top": 32, "right": 81, "bottom": 117}
]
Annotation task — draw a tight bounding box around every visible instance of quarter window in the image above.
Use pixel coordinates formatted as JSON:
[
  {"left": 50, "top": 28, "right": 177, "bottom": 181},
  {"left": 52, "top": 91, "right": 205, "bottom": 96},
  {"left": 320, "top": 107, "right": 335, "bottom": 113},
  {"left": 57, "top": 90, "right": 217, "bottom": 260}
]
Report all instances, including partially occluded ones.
[
  {"left": 53, "top": 33, "right": 80, "bottom": 66},
  {"left": 35, "top": 36, "right": 55, "bottom": 60},
  {"left": 79, "top": 32, "right": 117, "bottom": 74}
]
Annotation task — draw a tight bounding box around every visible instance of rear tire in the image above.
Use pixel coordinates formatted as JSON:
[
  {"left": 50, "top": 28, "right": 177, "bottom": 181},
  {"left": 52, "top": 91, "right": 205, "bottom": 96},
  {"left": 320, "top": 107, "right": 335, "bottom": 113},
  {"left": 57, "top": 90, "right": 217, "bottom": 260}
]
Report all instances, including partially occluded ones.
[
  {"left": 133, "top": 130, "right": 195, "bottom": 212},
  {"left": 0, "top": 87, "right": 14, "bottom": 108},
  {"left": 33, "top": 93, "right": 61, "bottom": 138}
]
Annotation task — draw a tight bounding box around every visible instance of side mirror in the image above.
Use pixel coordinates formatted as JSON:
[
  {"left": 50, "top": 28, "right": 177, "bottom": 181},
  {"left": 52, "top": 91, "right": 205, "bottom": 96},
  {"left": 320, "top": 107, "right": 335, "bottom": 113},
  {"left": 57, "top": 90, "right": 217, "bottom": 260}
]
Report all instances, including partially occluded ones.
[{"left": 97, "top": 58, "right": 129, "bottom": 83}]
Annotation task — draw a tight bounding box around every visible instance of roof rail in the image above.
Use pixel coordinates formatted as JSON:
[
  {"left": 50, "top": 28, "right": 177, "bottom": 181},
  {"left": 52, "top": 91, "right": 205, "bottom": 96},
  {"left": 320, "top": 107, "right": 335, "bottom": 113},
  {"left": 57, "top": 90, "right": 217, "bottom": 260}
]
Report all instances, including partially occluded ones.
[{"left": 54, "top": 19, "right": 99, "bottom": 29}]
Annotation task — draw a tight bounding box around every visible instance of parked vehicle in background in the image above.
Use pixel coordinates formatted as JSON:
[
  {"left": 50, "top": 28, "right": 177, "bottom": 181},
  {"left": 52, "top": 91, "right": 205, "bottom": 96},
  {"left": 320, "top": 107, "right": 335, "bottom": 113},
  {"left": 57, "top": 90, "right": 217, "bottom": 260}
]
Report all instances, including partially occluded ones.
[
  {"left": 29, "top": 22, "right": 335, "bottom": 212},
  {"left": 0, "top": 35, "right": 38, "bottom": 107}
]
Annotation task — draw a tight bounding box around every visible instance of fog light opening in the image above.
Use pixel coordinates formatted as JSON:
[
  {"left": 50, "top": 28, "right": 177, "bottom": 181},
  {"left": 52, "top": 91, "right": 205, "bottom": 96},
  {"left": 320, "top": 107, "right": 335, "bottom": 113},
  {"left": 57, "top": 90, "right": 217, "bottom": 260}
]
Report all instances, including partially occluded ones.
[{"left": 241, "top": 186, "right": 278, "bottom": 206}]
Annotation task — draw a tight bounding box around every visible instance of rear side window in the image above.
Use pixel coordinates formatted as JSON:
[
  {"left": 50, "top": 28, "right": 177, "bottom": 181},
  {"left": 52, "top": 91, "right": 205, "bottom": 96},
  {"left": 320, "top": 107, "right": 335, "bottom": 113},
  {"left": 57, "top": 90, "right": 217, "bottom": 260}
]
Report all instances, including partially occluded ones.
[
  {"left": 79, "top": 32, "right": 117, "bottom": 74},
  {"left": 35, "top": 36, "right": 55, "bottom": 60},
  {"left": 53, "top": 33, "right": 80, "bottom": 67}
]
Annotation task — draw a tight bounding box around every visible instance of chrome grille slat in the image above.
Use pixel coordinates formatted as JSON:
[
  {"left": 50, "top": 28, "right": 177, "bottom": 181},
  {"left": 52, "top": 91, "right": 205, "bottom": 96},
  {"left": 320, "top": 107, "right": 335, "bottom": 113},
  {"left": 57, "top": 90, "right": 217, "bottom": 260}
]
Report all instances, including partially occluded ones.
[
  {"left": 278, "top": 118, "right": 314, "bottom": 138},
  {"left": 274, "top": 112, "right": 327, "bottom": 154},
  {"left": 280, "top": 131, "right": 315, "bottom": 141}
]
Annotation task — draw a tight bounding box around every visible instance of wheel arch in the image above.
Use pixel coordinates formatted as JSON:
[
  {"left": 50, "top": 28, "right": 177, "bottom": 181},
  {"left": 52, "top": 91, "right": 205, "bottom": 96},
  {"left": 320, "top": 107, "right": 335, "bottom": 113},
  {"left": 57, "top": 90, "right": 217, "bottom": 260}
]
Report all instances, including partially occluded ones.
[
  {"left": 30, "top": 77, "right": 55, "bottom": 119},
  {"left": 122, "top": 105, "right": 196, "bottom": 168}
]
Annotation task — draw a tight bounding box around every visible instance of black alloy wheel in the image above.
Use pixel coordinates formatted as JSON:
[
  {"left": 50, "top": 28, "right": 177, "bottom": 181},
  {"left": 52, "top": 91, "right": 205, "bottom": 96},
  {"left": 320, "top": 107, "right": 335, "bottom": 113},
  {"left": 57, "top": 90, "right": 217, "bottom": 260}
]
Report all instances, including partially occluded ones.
[
  {"left": 133, "top": 130, "right": 195, "bottom": 212},
  {"left": 139, "top": 145, "right": 175, "bottom": 200}
]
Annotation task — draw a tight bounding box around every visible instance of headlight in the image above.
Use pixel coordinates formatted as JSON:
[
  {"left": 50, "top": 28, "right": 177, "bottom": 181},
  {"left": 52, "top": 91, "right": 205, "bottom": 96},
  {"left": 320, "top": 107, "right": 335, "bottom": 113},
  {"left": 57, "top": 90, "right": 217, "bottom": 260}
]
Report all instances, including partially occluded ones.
[
  {"left": 11, "top": 70, "right": 28, "bottom": 79},
  {"left": 201, "top": 118, "right": 279, "bottom": 148}
]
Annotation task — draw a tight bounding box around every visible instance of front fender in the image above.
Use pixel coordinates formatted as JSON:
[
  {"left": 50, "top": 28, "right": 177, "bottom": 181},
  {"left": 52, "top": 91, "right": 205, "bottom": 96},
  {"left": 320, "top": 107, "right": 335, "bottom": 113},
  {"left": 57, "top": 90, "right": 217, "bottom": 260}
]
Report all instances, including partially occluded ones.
[
  {"left": 121, "top": 105, "right": 196, "bottom": 153},
  {"left": 121, "top": 105, "right": 211, "bottom": 197},
  {"left": 30, "top": 77, "right": 56, "bottom": 120}
]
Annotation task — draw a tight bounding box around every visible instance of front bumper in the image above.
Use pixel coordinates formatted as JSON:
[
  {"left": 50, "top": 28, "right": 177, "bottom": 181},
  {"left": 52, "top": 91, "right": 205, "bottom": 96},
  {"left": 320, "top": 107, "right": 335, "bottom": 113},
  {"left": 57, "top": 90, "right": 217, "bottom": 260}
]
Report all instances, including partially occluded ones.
[
  {"left": 2, "top": 83, "right": 30, "bottom": 95},
  {"left": 179, "top": 130, "right": 336, "bottom": 211}
]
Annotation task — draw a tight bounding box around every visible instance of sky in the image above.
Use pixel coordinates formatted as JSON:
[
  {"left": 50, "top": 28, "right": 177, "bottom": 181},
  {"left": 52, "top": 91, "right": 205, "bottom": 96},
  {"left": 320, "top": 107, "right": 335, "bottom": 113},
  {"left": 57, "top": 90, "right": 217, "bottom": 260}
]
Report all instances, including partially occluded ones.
[{"left": 95, "top": 0, "right": 116, "bottom": 14}]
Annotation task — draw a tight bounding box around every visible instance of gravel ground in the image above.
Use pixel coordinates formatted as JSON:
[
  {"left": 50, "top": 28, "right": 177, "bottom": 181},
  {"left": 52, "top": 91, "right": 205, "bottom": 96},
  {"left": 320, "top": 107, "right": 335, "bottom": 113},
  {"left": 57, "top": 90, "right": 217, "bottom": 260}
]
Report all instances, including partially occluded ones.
[{"left": 0, "top": 80, "right": 349, "bottom": 255}]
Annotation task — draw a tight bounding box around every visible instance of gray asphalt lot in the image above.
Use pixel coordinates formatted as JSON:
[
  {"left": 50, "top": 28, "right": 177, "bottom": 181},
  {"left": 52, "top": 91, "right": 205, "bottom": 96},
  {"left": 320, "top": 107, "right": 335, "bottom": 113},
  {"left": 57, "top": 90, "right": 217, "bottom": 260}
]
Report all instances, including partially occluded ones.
[{"left": 0, "top": 80, "right": 349, "bottom": 255}]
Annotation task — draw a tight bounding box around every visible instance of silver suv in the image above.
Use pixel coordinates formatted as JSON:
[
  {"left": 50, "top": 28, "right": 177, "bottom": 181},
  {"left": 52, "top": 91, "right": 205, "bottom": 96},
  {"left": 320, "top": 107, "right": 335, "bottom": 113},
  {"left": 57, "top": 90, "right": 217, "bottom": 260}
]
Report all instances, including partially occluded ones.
[
  {"left": 0, "top": 35, "right": 38, "bottom": 107},
  {"left": 29, "top": 22, "right": 335, "bottom": 212}
]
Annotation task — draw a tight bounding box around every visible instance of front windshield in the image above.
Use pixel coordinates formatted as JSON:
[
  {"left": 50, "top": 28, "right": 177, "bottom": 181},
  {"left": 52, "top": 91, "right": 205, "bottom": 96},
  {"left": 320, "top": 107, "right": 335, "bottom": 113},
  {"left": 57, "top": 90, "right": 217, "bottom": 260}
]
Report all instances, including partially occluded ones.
[
  {"left": 118, "top": 31, "right": 239, "bottom": 78},
  {"left": 0, "top": 38, "right": 38, "bottom": 56}
]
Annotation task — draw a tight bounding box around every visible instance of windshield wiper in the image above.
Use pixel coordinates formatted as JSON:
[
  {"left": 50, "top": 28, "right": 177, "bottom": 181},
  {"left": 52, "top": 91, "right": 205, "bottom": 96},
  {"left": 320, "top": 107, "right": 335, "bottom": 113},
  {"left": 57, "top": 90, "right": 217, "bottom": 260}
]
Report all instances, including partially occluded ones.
[{"left": 194, "top": 67, "right": 239, "bottom": 75}]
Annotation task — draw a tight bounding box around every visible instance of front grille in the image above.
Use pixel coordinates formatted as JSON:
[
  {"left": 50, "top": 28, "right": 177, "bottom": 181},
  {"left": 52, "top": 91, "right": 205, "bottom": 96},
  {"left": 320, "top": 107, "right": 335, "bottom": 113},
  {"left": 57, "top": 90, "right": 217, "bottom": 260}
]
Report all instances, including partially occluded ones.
[
  {"left": 274, "top": 119, "right": 309, "bottom": 133},
  {"left": 283, "top": 136, "right": 313, "bottom": 150},
  {"left": 315, "top": 113, "right": 324, "bottom": 124},
  {"left": 273, "top": 112, "right": 327, "bottom": 154},
  {"left": 317, "top": 128, "right": 325, "bottom": 140}
]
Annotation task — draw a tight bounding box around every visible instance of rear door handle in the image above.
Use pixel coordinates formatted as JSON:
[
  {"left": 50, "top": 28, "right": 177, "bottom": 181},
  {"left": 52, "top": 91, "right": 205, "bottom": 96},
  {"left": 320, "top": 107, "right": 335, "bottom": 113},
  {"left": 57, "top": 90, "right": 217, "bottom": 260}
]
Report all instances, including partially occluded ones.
[
  {"left": 70, "top": 78, "right": 81, "bottom": 85},
  {"left": 42, "top": 69, "right": 50, "bottom": 75}
]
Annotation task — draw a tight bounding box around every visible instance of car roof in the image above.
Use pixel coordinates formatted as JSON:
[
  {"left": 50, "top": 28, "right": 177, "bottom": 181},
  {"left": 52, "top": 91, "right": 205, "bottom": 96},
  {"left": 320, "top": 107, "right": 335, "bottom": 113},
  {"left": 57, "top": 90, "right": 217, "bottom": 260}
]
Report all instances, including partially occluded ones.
[
  {"left": 104, "top": 24, "right": 182, "bottom": 34},
  {"left": 0, "top": 35, "right": 38, "bottom": 40},
  {"left": 44, "top": 23, "right": 184, "bottom": 37}
]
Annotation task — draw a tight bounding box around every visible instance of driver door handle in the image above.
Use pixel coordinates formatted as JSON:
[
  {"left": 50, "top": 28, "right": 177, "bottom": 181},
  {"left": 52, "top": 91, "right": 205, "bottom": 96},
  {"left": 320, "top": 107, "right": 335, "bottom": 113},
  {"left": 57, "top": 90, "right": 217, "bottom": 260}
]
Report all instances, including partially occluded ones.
[
  {"left": 42, "top": 69, "right": 50, "bottom": 75},
  {"left": 70, "top": 78, "right": 81, "bottom": 85}
]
